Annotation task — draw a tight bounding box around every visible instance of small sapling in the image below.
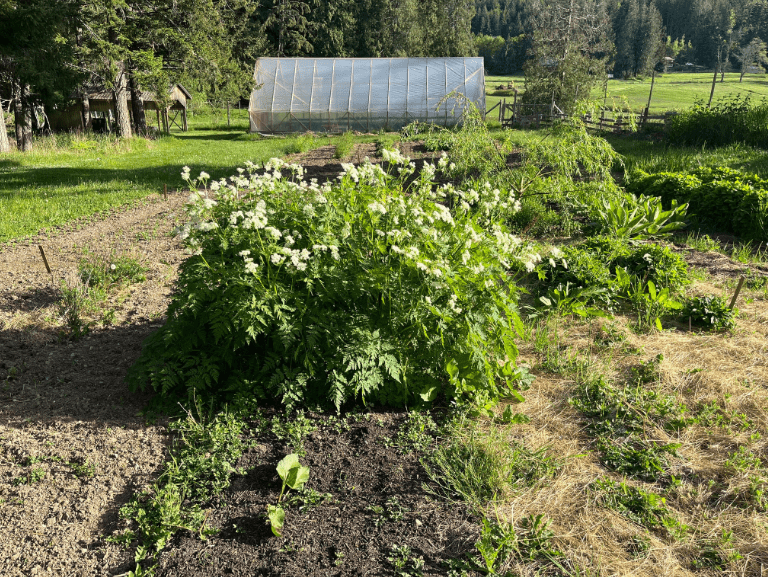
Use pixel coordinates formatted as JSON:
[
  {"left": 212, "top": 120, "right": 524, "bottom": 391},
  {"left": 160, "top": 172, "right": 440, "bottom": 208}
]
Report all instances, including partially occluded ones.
[{"left": 267, "top": 454, "right": 310, "bottom": 537}]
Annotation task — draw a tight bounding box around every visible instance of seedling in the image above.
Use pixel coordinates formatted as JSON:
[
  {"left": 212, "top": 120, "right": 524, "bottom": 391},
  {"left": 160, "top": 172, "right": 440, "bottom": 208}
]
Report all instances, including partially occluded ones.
[{"left": 267, "top": 454, "right": 310, "bottom": 537}]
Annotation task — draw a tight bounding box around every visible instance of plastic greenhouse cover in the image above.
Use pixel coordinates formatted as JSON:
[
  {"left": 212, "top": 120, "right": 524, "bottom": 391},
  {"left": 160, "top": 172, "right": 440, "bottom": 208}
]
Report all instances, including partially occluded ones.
[{"left": 249, "top": 57, "right": 485, "bottom": 133}]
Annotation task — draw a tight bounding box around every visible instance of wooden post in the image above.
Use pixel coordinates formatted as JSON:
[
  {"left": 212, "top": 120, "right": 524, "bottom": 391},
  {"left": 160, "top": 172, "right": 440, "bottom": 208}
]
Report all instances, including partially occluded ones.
[
  {"left": 513, "top": 90, "right": 518, "bottom": 122},
  {"left": 164, "top": 183, "right": 168, "bottom": 200},
  {"left": 182, "top": 108, "right": 188, "bottom": 131},
  {"left": 38, "top": 245, "right": 52, "bottom": 275},
  {"left": 729, "top": 276, "right": 746, "bottom": 309},
  {"left": 156, "top": 109, "right": 161, "bottom": 131},
  {"left": 227, "top": 101, "right": 231, "bottom": 127},
  {"left": 643, "top": 69, "right": 656, "bottom": 127},
  {"left": 708, "top": 65, "right": 718, "bottom": 108}
]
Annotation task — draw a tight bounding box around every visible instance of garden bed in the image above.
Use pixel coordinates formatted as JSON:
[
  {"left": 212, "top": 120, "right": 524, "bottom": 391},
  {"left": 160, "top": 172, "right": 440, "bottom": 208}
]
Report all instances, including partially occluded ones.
[{"left": 2, "top": 140, "right": 768, "bottom": 576}]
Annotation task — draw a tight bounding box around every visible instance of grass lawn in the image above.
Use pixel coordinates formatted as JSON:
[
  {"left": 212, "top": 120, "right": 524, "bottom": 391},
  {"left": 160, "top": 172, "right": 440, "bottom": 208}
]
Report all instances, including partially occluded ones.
[
  {"left": 483, "top": 72, "right": 768, "bottom": 116},
  {"left": 0, "top": 109, "right": 374, "bottom": 243}
]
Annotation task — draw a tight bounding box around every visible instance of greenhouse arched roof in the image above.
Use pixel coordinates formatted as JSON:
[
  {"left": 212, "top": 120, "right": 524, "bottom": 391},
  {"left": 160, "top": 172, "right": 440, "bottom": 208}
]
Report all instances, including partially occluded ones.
[{"left": 249, "top": 57, "right": 485, "bottom": 134}]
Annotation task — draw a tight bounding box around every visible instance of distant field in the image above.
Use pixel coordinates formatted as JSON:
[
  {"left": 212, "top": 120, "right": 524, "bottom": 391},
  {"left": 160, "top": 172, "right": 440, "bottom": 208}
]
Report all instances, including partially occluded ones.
[{"left": 484, "top": 72, "right": 768, "bottom": 115}]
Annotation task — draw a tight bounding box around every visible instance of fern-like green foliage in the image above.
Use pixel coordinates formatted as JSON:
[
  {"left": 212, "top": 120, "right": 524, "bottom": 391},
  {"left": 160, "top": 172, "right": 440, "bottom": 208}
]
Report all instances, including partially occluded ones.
[{"left": 129, "top": 155, "right": 531, "bottom": 413}]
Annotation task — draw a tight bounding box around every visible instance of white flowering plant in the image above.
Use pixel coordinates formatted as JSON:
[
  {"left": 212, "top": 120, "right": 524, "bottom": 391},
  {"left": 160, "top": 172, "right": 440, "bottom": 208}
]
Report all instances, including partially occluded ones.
[{"left": 129, "top": 154, "right": 537, "bottom": 413}]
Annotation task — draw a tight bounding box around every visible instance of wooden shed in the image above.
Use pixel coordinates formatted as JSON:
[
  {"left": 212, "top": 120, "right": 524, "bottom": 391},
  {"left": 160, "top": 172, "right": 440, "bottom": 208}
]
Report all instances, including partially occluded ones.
[{"left": 48, "top": 84, "right": 192, "bottom": 133}]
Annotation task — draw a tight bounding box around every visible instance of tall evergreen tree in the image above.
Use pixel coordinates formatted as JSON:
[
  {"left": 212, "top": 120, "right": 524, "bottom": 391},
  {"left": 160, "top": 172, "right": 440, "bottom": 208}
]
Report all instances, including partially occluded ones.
[
  {"left": 262, "top": 0, "right": 314, "bottom": 57},
  {"left": 524, "top": 0, "right": 614, "bottom": 113},
  {"left": 613, "top": 0, "right": 664, "bottom": 77},
  {"left": 0, "top": 0, "right": 84, "bottom": 149}
]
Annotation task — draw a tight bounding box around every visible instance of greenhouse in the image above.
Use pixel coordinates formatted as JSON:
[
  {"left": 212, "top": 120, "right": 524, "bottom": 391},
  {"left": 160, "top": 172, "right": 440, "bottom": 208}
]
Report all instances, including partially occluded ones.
[{"left": 249, "top": 57, "right": 485, "bottom": 134}]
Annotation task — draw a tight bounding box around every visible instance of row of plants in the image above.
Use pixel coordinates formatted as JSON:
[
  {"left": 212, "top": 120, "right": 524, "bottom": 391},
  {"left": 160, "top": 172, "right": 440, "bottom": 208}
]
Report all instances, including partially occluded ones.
[
  {"left": 627, "top": 165, "right": 768, "bottom": 242},
  {"left": 666, "top": 95, "right": 768, "bottom": 150}
]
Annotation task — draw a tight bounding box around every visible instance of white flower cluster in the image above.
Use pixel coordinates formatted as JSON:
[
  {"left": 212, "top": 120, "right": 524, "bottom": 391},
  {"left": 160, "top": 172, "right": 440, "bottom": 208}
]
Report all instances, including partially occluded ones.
[
  {"left": 381, "top": 148, "right": 410, "bottom": 165},
  {"left": 239, "top": 249, "right": 259, "bottom": 275}
]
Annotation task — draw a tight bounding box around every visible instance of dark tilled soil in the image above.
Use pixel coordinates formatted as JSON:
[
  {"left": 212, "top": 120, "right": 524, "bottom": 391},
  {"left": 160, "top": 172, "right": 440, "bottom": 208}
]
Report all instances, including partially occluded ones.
[{"left": 154, "top": 414, "right": 479, "bottom": 577}]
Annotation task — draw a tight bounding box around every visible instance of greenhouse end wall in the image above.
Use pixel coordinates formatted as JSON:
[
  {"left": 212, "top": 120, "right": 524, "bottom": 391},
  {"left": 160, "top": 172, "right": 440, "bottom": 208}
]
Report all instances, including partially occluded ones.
[{"left": 249, "top": 57, "right": 485, "bottom": 134}]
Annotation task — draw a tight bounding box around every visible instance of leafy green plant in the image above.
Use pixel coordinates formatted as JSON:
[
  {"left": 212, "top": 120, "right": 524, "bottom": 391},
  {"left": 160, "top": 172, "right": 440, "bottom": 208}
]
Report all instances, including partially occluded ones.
[
  {"left": 129, "top": 156, "right": 532, "bottom": 413},
  {"left": 387, "top": 544, "right": 425, "bottom": 577},
  {"left": 534, "top": 282, "right": 610, "bottom": 319},
  {"left": 592, "top": 194, "right": 688, "bottom": 240},
  {"left": 13, "top": 467, "right": 46, "bottom": 486},
  {"left": 389, "top": 411, "right": 438, "bottom": 454},
  {"left": 592, "top": 478, "right": 687, "bottom": 537},
  {"left": 630, "top": 354, "right": 663, "bottom": 385},
  {"left": 333, "top": 131, "right": 355, "bottom": 159},
  {"left": 620, "top": 273, "right": 682, "bottom": 332},
  {"left": 681, "top": 295, "right": 737, "bottom": 331},
  {"left": 269, "top": 411, "right": 317, "bottom": 456},
  {"left": 267, "top": 454, "right": 310, "bottom": 537},
  {"left": 725, "top": 446, "right": 762, "bottom": 472},
  {"left": 57, "top": 273, "right": 96, "bottom": 340},
  {"left": 496, "top": 405, "right": 530, "bottom": 425},
  {"left": 289, "top": 133, "right": 317, "bottom": 154},
  {"left": 451, "top": 514, "right": 563, "bottom": 575},
  {"left": 78, "top": 252, "right": 147, "bottom": 288},
  {"left": 614, "top": 244, "right": 690, "bottom": 293},
  {"left": 691, "top": 530, "right": 743, "bottom": 570},
  {"left": 572, "top": 375, "right": 685, "bottom": 480},
  {"left": 109, "top": 407, "right": 245, "bottom": 572},
  {"left": 69, "top": 459, "right": 96, "bottom": 479}
]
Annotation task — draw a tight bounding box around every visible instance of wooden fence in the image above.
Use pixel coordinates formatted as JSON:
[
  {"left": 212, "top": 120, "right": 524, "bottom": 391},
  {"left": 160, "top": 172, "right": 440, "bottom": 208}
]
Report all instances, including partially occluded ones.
[{"left": 486, "top": 99, "right": 673, "bottom": 133}]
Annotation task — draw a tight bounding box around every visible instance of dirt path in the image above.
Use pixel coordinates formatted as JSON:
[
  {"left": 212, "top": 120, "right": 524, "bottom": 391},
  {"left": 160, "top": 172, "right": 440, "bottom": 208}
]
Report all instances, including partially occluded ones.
[{"left": 0, "top": 192, "right": 190, "bottom": 575}]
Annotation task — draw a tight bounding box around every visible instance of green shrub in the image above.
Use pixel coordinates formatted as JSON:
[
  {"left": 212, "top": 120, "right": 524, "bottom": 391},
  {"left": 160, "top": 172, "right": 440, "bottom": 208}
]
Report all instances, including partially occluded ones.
[
  {"left": 627, "top": 167, "right": 768, "bottom": 241},
  {"left": 128, "top": 156, "right": 533, "bottom": 412},
  {"left": 537, "top": 238, "right": 689, "bottom": 299},
  {"left": 289, "top": 133, "right": 317, "bottom": 154},
  {"left": 614, "top": 244, "right": 690, "bottom": 293},
  {"left": 666, "top": 95, "right": 768, "bottom": 149},
  {"left": 680, "top": 295, "right": 737, "bottom": 331},
  {"left": 333, "top": 131, "right": 355, "bottom": 159},
  {"left": 626, "top": 170, "right": 703, "bottom": 207}
]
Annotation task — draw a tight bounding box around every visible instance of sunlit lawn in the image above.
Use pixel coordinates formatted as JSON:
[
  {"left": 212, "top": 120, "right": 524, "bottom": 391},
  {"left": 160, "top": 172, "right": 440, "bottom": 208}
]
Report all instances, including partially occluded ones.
[
  {"left": 0, "top": 109, "right": 357, "bottom": 242},
  {"left": 484, "top": 72, "right": 768, "bottom": 115}
]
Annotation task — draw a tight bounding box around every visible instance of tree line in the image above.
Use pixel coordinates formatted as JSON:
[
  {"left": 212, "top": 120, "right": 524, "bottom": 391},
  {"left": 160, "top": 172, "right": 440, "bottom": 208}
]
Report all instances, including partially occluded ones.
[
  {"left": 474, "top": 0, "right": 768, "bottom": 78},
  {"left": 3, "top": 0, "right": 768, "bottom": 152},
  {"left": 0, "top": 0, "right": 475, "bottom": 151}
]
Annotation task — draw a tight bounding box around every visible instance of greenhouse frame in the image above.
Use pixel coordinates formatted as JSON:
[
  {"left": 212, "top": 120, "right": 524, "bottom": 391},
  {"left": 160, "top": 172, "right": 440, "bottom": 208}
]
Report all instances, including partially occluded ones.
[{"left": 249, "top": 57, "right": 485, "bottom": 134}]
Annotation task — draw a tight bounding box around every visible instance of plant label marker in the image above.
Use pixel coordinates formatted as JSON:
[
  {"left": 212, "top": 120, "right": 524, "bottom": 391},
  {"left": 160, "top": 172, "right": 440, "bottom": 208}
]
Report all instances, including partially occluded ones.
[
  {"left": 729, "top": 276, "right": 745, "bottom": 310},
  {"left": 38, "top": 245, "right": 52, "bottom": 277}
]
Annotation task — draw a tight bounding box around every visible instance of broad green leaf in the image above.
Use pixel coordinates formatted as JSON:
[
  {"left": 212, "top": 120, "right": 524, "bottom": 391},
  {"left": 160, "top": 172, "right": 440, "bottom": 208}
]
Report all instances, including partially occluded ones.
[
  {"left": 267, "top": 504, "right": 285, "bottom": 537},
  {"left": 655, "top": 318, "right": 663, "bottom": 331},
  {"left": 419, "top": 386, "right": 438, "bottom": 402},
  {"left": 647, "top": 281, "right": 657, "bottom": 300},
  {"left": 276, "top": 454, "right": 300, "bottom": 482},
  {"left": 285, "top": 465, "right": 310, "bottom": 490}
]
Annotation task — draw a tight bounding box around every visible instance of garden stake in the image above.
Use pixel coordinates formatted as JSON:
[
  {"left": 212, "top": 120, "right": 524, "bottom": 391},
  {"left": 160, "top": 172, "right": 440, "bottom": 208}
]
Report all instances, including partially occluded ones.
[
  {"left": 729, "top": 276, "right": 745, "bottom": 310},
  {"left": 689, "top": 317, "right": 691, "bottom": 332},
  {"left": 38, "top": 245, "right": 52, "bottom": 278},
  {"left": 164, "top": 183, "right": 168, "bottom": 200}
]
